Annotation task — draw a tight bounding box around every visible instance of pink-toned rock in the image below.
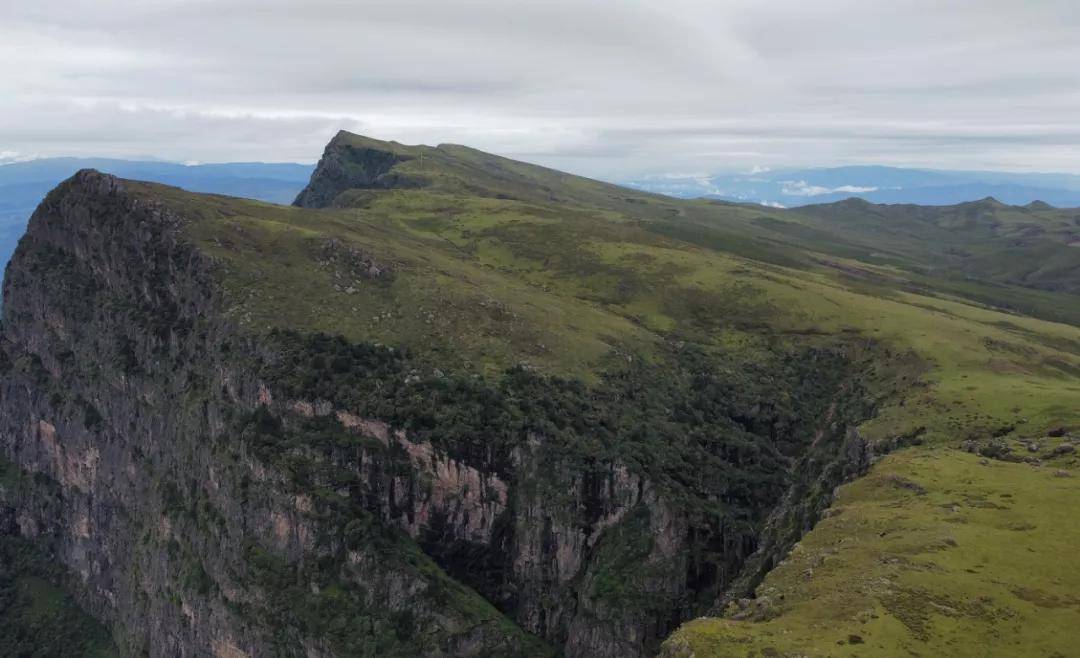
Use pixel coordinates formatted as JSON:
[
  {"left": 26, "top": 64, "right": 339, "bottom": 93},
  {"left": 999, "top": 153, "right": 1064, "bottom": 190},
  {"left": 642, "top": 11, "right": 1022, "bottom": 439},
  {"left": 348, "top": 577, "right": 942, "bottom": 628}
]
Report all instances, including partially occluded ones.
[
  {"left": 292, "top": 400, "right": 315, "bottom": 417},
  {"left": 212, "top": 638, "right": 250, "bottom": 658},
  {"left": 34, "top": 419, "right": 99, "bottom": 491},
  {"left": 336, "top": 411, "right": 391, "bottom": 445}
]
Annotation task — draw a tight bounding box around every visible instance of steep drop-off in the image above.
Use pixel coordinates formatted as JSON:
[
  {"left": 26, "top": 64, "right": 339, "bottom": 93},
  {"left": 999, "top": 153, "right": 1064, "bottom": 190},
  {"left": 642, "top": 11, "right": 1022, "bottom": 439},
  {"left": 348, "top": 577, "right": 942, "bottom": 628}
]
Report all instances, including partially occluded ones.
[
  {"left": 0, "top": 167, "right": 882, "bottom": 657},
  {"left": 4, "top": 132, "right": 1079, "bottom": 657}
]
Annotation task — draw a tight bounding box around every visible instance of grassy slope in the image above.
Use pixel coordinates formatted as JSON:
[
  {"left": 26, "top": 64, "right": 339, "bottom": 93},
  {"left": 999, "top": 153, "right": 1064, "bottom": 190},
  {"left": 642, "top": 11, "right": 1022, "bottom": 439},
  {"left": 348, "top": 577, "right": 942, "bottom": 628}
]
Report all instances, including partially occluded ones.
[
  {"left": 664, "top": 447, "right": 1080, "bottom": 658},
  {"left": 790, "top": 198, "right": 1080, "bottom": 302},
  {"left": 665, "top": 198, "right": 1080, "bottom": 327},
  {"left": 116, "top": 133, "right": 1080, "bottom": 656}
]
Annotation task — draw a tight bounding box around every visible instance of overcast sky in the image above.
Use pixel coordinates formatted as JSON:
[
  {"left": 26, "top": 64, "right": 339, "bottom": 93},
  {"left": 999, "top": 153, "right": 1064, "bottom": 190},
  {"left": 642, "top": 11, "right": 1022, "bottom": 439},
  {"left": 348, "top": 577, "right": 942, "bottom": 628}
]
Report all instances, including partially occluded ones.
[{"left": 2, "top": 0, "right": 1078, "bottom": 178}]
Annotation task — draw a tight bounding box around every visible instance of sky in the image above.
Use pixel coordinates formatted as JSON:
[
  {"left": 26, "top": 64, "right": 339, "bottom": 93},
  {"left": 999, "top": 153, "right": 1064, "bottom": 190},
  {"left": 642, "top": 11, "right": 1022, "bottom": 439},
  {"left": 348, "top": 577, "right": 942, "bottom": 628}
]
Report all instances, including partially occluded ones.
[{"left": 2, "top": 0, "right": 1079, "bottom": 179}]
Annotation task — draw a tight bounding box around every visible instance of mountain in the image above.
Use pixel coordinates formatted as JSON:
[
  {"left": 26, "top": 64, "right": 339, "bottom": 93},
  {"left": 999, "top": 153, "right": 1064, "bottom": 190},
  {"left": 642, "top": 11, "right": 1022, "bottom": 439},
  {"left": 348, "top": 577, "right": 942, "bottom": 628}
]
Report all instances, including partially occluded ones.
[
  {"left": 0, "top": 158, "right": 315, "bottom": 292},
  {"left": 627, "top": 165, "right": 1080, "bottom": 208},
  {"left": 0, "top": 132, "right": 1078, "bottom": 657}
]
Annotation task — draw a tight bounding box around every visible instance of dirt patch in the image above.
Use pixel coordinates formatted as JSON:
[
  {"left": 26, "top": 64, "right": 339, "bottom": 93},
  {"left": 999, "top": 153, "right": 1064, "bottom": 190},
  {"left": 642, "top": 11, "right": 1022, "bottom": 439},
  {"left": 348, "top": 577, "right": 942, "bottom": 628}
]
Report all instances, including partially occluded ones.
[{"left": 1011, "top": 587, "right": 1080, "bottom": 609}]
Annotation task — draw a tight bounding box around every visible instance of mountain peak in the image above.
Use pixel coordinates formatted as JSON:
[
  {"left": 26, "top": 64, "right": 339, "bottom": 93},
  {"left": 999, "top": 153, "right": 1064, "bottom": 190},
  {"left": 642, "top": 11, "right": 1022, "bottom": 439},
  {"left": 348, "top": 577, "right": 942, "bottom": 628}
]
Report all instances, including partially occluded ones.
[
  {"left": 69, "top": 168, "right": 124, "bottom": 194},
  {"left": 329, "top": 129, "right": 427, "bottom": 155},
  {"left": 293, "top": 132, "right": 424, "bottom": 208},
  {"left": 1025, "top": 199, "right": 1054, "bottom": 210},
  {"left": 293, "top": 131, "right": 656, "bottom": 210}
]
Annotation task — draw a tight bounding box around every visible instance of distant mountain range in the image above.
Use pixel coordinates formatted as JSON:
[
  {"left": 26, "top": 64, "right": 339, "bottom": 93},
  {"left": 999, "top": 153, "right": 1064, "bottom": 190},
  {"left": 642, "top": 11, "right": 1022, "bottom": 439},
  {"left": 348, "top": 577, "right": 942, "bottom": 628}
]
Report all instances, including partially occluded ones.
[
  {"left": 0, "top": 158, "right": 315, "bottom": 288},
  {"left": 625, "top": 165, "right": 1080, "bottom": 208}
]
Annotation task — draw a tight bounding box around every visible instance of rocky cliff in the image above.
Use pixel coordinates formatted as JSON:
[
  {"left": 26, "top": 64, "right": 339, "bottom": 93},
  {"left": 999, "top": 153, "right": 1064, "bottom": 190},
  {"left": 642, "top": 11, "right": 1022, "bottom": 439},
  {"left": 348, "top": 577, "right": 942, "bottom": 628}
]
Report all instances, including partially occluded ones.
[
  {"left": 293, "top": 132, "right": 419, "bottom": 208},
  {"left": 0, "top": 167, "right": 879, "bottom": 657},
  {"left": 0, "top": 171, "right": 546, "bottom": 656}
]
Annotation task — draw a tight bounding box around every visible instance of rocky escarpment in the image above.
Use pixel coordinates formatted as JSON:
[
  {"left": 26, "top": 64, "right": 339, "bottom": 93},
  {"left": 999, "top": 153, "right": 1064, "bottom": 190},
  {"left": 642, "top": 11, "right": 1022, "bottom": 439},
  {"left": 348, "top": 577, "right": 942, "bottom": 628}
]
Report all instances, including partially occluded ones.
[
  {"left": 293, "top": 131, "right": 419, "bottom": 208},
  {"left": 0, "top": 170, "right": 879, "bottom": 657},
  {"left": 0, "top": 171, "right": 544, "bottom": 656}
]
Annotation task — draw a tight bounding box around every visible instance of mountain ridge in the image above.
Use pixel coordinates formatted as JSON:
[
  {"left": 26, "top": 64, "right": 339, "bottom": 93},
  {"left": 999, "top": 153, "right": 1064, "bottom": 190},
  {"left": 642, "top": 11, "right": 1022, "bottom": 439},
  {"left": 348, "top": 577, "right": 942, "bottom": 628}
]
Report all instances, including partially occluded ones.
[
  {"left": 0, "top": 134, "right": 1078, "bottom": 657},
  {"left": 0, "top": 158, "right": 315, "bottom": 304}
]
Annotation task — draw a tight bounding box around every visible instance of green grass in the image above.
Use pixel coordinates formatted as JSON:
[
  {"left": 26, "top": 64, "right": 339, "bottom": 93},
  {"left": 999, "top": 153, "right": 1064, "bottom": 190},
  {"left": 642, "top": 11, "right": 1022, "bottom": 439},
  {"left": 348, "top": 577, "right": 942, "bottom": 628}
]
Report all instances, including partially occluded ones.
[
  {"left": 140, "top": 165, "right": 1080, "bottom": 471},
  {"left": 111, "top": 134, "right": 1080, "bottom": 656},
  {"left": 169, "top": 186, "right": 656, "bottom": 380},
  {"left": 788, "top": 198, "right": 1080, "bottom": 315},
  {"left": 662, "top": 447, "right": 1080, "bottom": 657}
]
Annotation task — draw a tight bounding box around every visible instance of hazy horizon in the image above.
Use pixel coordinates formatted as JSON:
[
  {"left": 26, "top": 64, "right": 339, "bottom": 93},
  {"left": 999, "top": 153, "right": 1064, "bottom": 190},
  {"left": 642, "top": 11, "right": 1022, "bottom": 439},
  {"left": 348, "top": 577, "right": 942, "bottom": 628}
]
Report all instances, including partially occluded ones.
[{"left": 3, "top": 149, "right": 1080, "bottom": 183}]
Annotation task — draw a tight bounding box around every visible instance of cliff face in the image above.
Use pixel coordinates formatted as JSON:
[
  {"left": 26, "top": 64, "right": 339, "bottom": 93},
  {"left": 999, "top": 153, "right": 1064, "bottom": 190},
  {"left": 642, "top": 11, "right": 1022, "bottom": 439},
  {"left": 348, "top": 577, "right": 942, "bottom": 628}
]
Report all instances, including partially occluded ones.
[
  {"left": 0, "top": 170, "right": 876, "bottom": 657},
  {"left": 0, "top": 171, "right": 250, "bottom": 655},
  {"left": 0, "top": 171, "right": 544, "bottom": 656},
  {"left": 293, "top": 132, "right": 417, "bottom": 208}
]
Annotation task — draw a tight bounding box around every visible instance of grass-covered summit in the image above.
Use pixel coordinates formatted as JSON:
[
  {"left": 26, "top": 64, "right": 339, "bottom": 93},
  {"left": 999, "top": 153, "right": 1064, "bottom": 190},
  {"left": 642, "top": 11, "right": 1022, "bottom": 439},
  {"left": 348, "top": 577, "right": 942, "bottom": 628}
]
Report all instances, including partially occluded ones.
[
  {"left": 293, "top": 129, "right": 665, "bottom": 211},
  {"left": 177, "top": 132, "right": 1080, "bottom": 435}
]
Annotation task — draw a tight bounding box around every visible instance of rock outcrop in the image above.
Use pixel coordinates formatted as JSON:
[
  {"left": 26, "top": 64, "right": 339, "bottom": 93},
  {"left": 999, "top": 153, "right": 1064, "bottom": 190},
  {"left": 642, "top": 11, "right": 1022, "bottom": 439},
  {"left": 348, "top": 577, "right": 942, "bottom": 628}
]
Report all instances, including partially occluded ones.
[{"left": 293, "top": 131, "right": 417, "bottom": 208}]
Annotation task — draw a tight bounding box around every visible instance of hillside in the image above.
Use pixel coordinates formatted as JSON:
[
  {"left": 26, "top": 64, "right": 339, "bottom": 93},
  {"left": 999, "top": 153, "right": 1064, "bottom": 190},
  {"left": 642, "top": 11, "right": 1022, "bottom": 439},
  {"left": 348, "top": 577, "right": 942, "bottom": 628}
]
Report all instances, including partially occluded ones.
[
  {"left": 0, "top": 158, "right": 314, "bottom": 291},
  {"left": 0, "top": 132, "right": 1078, "bottom": 657},
  {"left": 794, "top": 197, "right": 1080, "bottom": 295}
]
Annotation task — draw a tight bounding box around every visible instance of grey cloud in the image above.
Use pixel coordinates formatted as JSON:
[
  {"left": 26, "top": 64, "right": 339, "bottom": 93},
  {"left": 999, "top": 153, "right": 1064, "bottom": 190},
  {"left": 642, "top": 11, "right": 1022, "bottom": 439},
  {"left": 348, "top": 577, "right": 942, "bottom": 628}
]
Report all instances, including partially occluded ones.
[{"left": 1, "top": 0, "right": 1078, "bottom": 178}]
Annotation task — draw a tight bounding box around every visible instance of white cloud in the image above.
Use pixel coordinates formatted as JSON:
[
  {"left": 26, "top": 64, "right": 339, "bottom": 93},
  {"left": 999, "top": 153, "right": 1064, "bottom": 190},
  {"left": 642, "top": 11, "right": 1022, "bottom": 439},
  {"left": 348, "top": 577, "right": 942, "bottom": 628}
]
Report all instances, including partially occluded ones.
[
  {"left": 0, "top": 150, "right": 37, "bottom": 164},
  {"left": 833, "top": 185, "right": 880, "bottom": 194},
  {"left": 780, "top": 180, "right": 879, "bottom": 197}
]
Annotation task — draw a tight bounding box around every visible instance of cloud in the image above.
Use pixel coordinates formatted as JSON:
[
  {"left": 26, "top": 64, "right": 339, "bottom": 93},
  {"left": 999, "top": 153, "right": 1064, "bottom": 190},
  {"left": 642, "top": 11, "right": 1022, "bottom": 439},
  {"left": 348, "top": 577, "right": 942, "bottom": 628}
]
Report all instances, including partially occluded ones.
[
  {"left": 780, "top": 180, "right": 879, "bottom": 197},
  {"left": 1, "top": 0, "right": 1079, "bottom": 177},
  {"left": 0, "top": 150, "right": 35, "bottom": 164},
  {"left": 640, "top": 172, "right": 712, "bottom": 180}
]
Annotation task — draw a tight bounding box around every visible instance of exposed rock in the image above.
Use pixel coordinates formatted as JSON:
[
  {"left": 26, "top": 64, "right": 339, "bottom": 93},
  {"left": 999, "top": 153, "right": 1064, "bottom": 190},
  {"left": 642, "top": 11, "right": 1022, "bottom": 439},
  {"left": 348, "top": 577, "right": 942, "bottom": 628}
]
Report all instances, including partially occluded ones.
[
  {"left": 884, "top": 474, "right": 927, "bottom": 495},
  {"left": 317, "top": 238, "right": 393, "bottom": 281},
  {"left": 0, "top": 171, "right": 534, "bottom": 657},
  {"left": 293, "top": 132, "right": 419, "bottom": 208}
]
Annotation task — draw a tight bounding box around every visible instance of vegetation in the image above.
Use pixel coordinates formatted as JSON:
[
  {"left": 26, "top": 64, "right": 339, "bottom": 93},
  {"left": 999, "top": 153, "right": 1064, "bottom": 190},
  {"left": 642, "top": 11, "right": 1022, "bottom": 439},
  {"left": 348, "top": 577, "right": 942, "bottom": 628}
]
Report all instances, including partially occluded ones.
[
  {"left": 0, "top": 534, "right": 117, "bottom": 658},
  {"left": 238, "top": 328, "right": 871, "bottom": 638},
  {"left": 155, "top": 147, "right": 1080, "bottom": 449},
  {"left": 259, "top": 330, "right": 860, "bottom": 511},
  {"left": 233, "top": 405, "right": 556, "bottom": 657},
  {"left": 20, "top": 133, "right": 1079, "bottom": 655},
  {"left": 586, "top": 505, "right": 658, "bottom": 608},
  {"left": 662, "top": 446, "right": 1080, "bottom": 657},
  {"left": 0, "top": 458, "right": 114, "bottom": 657},
  {"left": 237, "top": 525, "right": 549, "bottom": 657}
]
